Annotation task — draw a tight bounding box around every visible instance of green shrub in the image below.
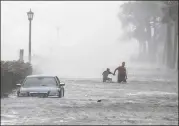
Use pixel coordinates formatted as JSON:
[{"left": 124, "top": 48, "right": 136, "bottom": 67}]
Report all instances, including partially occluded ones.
[{"left": 1, "top": 61, "right": 33, "bottom": 97}]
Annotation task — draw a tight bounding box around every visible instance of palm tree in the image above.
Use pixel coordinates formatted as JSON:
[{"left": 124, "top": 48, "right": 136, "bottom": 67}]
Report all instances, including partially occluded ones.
[
  {"left": 161, "top": 1, "right": 178, "bottom": 69},
  {"left": 119, "top": 1, "right": 163, "bottom": 63}
]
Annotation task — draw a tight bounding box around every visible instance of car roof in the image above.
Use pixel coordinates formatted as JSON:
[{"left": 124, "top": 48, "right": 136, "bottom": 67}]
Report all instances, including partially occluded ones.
[{"left": 26, "top": 74, "right": 57, "bottom": 78}]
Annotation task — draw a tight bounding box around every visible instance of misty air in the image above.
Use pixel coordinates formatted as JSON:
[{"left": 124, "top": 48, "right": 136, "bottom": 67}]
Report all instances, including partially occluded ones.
[{"left": 1, "top": 1, "right": 178, "bottom": 125}]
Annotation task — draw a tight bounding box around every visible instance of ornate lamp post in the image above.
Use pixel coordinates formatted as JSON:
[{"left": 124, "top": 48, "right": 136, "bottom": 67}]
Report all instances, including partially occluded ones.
[{"left": 27, "top": 9, "right": 34, "bottom": 63}]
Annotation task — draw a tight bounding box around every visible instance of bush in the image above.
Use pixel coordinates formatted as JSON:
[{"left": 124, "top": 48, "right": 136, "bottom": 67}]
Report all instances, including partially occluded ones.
[{"left": 1, "top": 60, "right": 33, "bottom": 97}]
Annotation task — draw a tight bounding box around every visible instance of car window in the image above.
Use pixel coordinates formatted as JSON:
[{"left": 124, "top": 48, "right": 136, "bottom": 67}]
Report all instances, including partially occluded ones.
[
  {"left": 55, "top": 76, "right": 61, "bottom": 84},
  {"left": 23, "top": 77, "right": 57, "bottom": 87}
]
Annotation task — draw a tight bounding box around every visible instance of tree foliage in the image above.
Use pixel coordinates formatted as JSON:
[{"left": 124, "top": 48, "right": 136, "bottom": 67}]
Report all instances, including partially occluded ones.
[
  {"left": 119, "top": 1, "right": 163, "bottom": 43},
  {"left": 119, "top": 1, "right": 178, "bottom": 68}
]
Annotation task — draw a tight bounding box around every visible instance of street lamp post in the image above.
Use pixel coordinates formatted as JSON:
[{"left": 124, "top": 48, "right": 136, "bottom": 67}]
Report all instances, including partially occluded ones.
[{"left": 27, "top": 9, "right": 34, "bottom": 63}]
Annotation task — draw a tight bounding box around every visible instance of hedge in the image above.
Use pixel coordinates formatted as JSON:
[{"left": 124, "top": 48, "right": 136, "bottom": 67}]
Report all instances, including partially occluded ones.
[{"left": 1, "top": 61, "right": 33, "bottom": 97}]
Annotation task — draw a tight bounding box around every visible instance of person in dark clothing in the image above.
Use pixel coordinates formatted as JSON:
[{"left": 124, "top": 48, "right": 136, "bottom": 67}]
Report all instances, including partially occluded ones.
[
  {"left": 114, "top": 62, "right": 127, "bottom": 83},
  {"left": 102, "top": 68, "right": 114, "bottom": 82}
]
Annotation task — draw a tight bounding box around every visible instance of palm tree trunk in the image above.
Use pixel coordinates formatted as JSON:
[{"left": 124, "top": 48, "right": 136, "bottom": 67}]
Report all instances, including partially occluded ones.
[
  {"left": 138, "top": 41, "right": 144, "bottom": 61},
  {"left": 173, "top": 20, "right": 178, "bottom": 69},
  {"left": 161, "top": 24, "right": 167, "bottom": 67},
  {"left": 166, "top": 22, "right": 174, "bottom": 69},
  {"left": 163, "top": 38, "right": 167, "bottom": 66}
]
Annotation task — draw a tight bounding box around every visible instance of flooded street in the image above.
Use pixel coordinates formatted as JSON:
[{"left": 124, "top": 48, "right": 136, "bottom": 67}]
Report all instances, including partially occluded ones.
[
  {"left": 1, "top": 1, "right": 178, "bottom": 125},
  {"left": 1, "top": 68, "right": 178, "bottom": 125}
]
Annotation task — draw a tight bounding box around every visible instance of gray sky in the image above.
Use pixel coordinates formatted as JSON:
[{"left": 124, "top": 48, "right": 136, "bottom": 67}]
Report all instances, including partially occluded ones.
[{"left": 1, "top": 1, "right": 139, "bottom": 78}]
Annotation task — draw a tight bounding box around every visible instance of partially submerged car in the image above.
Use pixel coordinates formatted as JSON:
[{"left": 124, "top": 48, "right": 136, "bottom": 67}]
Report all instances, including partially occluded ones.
[{"left": 16, "top": 75, "right": 65, "bottom": 98}]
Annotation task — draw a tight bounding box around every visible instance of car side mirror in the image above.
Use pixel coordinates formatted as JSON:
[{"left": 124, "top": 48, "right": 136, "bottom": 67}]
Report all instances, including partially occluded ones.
[
  {"left": 16, "top": 84, "right": 21, "bottom": 86},
  {"left": 59, "top": 82, "right": 65, "bottom": 86}
]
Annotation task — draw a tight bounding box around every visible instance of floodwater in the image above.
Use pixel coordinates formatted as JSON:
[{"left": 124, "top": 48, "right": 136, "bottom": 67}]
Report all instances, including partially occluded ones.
[{"left": 1, "top": 67, "right": 178, "bottom": 125}]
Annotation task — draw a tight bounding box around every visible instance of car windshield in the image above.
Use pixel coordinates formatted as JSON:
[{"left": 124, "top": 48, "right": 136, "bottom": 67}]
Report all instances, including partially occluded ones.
[{"left": 23, "top": 77, "right": 57, "bottom": 87}]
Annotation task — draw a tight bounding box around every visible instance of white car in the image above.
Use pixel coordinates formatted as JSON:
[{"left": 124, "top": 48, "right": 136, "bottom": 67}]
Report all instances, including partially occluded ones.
[{"left": 16, "top": 75, "right": 65, "bottom": 98}]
